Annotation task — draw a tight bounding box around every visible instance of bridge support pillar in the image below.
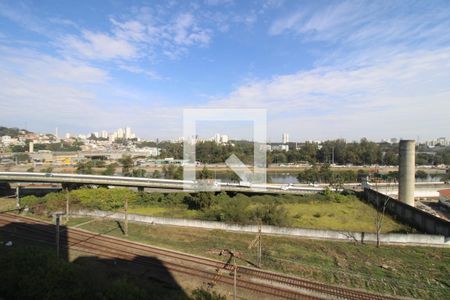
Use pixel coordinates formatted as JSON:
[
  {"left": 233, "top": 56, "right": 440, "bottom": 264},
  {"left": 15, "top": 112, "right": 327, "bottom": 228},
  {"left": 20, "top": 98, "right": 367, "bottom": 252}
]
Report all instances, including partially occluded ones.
[
  {"left": 399, "top": 140, "right": 415, "bottom": 206},
  {"left": 16, "top": 185, "right": 20, "bottom": 209}
]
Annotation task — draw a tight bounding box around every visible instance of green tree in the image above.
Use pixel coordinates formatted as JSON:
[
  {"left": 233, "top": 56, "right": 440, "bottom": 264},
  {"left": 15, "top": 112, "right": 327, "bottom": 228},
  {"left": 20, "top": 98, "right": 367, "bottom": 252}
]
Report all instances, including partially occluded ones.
[
  {"left": 272, "top": 152, "right": 287, "bottom": 164},
  {"left": 198, "top": 166, "right": 213, "bottom": 179},
  {"left": 132, "top": 169, "right": 146, "bottom": 177},
  {"left": 173, "top": 166, "right": 183, "bottom": 180},
  {"left": 119, "top": 155, "right": 134, "bottom": 176},
  {"left": 415, "top": 170, "right": 428, "bottom": 180},
  {"left": 76, "top": 161, "right": 94, "bottom": 174},
  {"left": 230, "top": 171, "right": 241, "bottom": 183},
  {"left": 40, "top": 166, "right": 53, "bottom": 173},
  {"left": 183, "top": 192, "right": 216, "bottom": 210},
  {"left": 14, "top": 153, "right": 30, "bottom": 162},
  {"left": 299, "top": 142, "right": 318, "bottom": 163},
  {"left": 102, "top": 163, "right": 117, "bottom": 175}
]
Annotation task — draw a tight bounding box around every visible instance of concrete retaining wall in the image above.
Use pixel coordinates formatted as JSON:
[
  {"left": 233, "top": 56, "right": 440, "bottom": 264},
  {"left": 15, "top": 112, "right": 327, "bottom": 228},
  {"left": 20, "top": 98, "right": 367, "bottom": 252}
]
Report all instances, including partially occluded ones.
[
  {"left": 72, "top": 209, "right": 449, "bottom": 247},
  {"left": 364, "top": 188, "right": 450, "bottom": 237}
]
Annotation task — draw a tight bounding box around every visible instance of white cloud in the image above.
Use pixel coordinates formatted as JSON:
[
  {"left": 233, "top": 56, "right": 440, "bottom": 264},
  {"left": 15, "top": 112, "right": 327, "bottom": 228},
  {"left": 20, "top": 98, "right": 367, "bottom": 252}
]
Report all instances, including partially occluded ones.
[
  {"left": 118, "top": 64, "right": 165, "bottom": 80},
  {"left": 171, "top": 13, "right": 211, "bottom": 46},
  {"left": 111, "top": 18, "right": 147, "bottom": 42},
  {"left": 0, "top": 1, "right": 50, "bottom": 36},
  {"left": 0, "top": 46, "right": 181, "bottom": 138},
  {"left": 207, "top": 47, "right": 450, "bottom": 140},
  {"left": 0, "top": 46, "right": 108, "bottom": 84},
  {"left": 269, "top": 1, "right": 450, "bottom": 50},
  {"left": 60, "top": 11, "right": 212, "bottom": 62},
  {"left": 269, "top": 10, "right": 305, "bottom": 35},
  {"left": 204, "top": 0, "right": 234, "bottom": 6},
  {"left": 61, "top": 31, "right": 138, "bottom": 60}
]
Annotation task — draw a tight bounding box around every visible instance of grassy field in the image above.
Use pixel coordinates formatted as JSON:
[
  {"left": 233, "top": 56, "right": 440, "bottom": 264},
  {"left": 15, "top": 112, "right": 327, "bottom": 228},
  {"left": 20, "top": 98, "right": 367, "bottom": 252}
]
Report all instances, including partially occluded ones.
[
  {"left": 284, "top": 198, "right": 405, "bottom": 232},
  {"left": 128, "top": 195, "right": 408, "bottom": 233},
  {"left": 0, "top": 197, "right": 16, "bottom": 212},
  {"left": 67, "top": 218, "right": 449, "bottom": 299},
  {"left": 128, "top": 206, "right": 201, "bottom": 219},
  {"left": 18, "top": 188, "right": 412, "bottom": 233}
]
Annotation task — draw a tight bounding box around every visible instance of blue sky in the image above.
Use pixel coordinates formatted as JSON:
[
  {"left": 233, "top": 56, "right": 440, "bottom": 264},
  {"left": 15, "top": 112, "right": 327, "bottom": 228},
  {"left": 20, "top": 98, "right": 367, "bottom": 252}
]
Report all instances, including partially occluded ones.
[{"left": 0, "top": 0, "right": 449, "bottom": 142}]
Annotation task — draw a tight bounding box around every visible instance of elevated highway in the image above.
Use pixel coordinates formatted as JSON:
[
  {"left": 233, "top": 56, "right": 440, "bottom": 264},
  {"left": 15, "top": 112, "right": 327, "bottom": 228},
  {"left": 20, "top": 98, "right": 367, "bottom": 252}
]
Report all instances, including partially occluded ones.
[
  {"left": 0, "top": 172, "right": 325, "bottom": 194},
  {"left": 363, "top": 181, "right": 450, "bottom": 199}
]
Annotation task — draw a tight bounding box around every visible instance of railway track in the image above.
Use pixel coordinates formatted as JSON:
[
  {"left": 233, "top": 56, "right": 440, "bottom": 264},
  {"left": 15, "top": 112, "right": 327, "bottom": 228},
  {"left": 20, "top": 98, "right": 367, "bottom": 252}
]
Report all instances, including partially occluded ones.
[{"left": 0, "top": 213, "right": 401, "bottom": 300}]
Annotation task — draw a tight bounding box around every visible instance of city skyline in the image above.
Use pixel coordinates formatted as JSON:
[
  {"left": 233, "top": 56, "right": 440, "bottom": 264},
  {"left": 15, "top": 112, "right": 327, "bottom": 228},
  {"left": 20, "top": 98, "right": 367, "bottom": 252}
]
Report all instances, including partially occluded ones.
[
  {"left": 1, "top": 1, "right": 450, "bottom": 140},
  {"left": 2, "top": 124, "right": 449, "bottom": 146}
]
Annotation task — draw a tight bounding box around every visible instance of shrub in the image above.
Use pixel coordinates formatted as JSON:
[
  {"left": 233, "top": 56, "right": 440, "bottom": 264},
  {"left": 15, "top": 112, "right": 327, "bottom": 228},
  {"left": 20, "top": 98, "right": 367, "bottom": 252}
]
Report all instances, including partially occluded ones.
[
  {"left": 70, "top": 188, "right": 139, "bottom": 211},
  {"left": 415, "top": 170, "right": 428, "bottom": 179},
  {"left": 40, "top": 166, "right": 53, "bottom": 173},
  {"left": 21, "top": 193, "right": 66, "bottom": 215},
  {"left": 191, "top": 288, "right": 226, "bottom": 300},
  {"left": 251, "top": 203, "right": 292, "bottom": 226}
]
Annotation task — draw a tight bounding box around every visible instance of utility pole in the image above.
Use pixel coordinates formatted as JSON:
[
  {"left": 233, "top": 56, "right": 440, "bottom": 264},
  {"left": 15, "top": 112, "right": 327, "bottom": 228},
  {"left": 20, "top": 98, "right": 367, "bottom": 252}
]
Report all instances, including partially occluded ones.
[
  {"left": 124, "top": 197, "right": 128, "bottom": 236},
  {"left": 65, "top": 188, "right": 70, "bottom": 223},
  {"left": 15, "top": 185, "right": 20, "bottom": 209},
  {"left": 248, "top": 221, "right": 263, "bottom": 268},
  {"left": 233, "top": 254, "right": 237, "bottom": 300},
  {"left": 257, "top": 222, "right": 262, "bottom": 268},
  {"left": 218, "top": 249, "right": 238, "bottom": 300},
  {"left": 55, "top": 213, "right": 63, "bottom": 259}
]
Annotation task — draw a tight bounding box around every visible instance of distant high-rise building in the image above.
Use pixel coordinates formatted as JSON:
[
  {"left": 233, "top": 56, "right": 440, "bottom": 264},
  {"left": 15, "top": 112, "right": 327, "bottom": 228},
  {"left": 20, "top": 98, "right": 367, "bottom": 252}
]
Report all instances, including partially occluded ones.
[
  {"left": 213, "top": 134, "right": 229, "bottom": 144},
  {"left": 282, "top": 133, "right": 289, "bottom": 144},
  {"left": 65, "top": 133, "right": 71, "bottom": 139},
  {"left": 28, "top": 141, "right": 34, "bottom": 153},
  {"left": 101, "top": 130, "right": 108, "bottom": 139},
  {"left": 125, "top": 127, "right": 132, "bottom": 139},
  {"left": 214, "top": 133, "right": 221, "bottom": 144},
  {"left": 437, "top": 137, "right": 447, "bottom": 145},
  {"left": 117, "top": 128, "right": 124, "bottom": 139},
  {"left": 109, "top": 132, "right": 118, "bottom": 141}
]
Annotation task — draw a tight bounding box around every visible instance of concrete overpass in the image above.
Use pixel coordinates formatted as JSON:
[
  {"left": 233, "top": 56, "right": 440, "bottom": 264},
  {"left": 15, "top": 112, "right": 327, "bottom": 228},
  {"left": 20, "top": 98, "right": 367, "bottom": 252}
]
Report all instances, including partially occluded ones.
[
  {"left": 0, "top": 172, "right": 325, "bottom": 194},
  {"left": 363, "top": 181, "right": 450, "bottom": 199}
]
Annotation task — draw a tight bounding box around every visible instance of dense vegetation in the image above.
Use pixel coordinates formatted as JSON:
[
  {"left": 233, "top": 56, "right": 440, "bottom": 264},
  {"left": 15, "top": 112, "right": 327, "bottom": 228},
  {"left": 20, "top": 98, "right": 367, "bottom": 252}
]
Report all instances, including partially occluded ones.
[
  {"left": 140, "top": 138, "right": 450, "bottom": 165},
  {"left": 11, "top": 141, "right": 83, "bottom": 152},
  {"left": 21, "top": 189, "right": 293, "bottom": 226},
  {"left": 0, "top": 126, "right": 29, "bottom": 137},
  {"left": 296, "top": 163, "right": 359, "bottom": 184},
  {"left": 20, "top": 188, "right": 409, "bottom": 232},
  {"left": 151, "top": 139, "right": 450, "bottom": 166}
]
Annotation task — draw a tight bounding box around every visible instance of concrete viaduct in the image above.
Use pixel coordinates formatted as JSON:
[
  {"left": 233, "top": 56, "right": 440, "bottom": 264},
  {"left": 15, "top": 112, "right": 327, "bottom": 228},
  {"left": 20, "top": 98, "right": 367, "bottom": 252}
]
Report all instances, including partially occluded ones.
[{"left": 0, "top": 172, "right": 325, "bottom": 195}]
